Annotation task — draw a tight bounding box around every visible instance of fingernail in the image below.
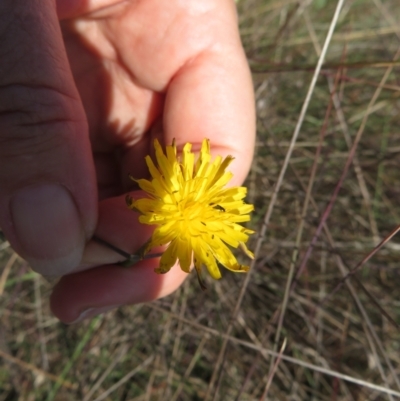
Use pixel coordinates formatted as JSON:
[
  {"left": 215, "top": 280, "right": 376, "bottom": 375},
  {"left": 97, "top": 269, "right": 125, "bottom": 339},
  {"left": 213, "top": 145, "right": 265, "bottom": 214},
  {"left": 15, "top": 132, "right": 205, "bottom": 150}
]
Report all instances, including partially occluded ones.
[
  {"left": 10, "top": 184, "right": 85, "bottom": 277},
  {"left": 72, "top": 305, "right": 119, "bottom": 323}
]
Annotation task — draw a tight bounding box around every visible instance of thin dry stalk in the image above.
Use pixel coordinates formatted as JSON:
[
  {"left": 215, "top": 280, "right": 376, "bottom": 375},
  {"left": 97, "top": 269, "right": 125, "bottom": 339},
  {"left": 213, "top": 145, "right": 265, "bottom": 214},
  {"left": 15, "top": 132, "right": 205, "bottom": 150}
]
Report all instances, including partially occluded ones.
[
  {"left": 234, "top": 310, "right": 279, "bottom": 401},
  {"left": 149, "top": 304, "right": 400, "bottom": 399},
  {"left": 288, "top": 161, "right": 400, "bottom": 394},
  {"left": 205, "top": 1, "right": 347, "bottom": 398},
  {"left": 91, "top": 355, "right": 155, "bottom": 401},
  {"left": 163, "top": 283, "right": 189, "bottom": 400},
  {"left": 0, "top": 348, "right": 77, "bottom": 390},
  {"left": 170, "top": 333, "right": 210, "bottom": 401},
  {"left": 34, "top": 275, "right": 49, "bottom": 371},
  {"left": 261, "top": 338, "right": 287, "bottom": 400},
  {"left": 329, "top": 74, "right": 380, "bottom": 243},
  {"left": 270, "top": 58, "right": 342, "bottom": 378},
  {"left": 0, "top": 252, "right": 18, "bottom": 296},
  {"left": 298, "top": 150, "right": 400, "bottom": 394},
  {"left": 295, "top": 46, "right": 400, "bottom": 282},
  {"left": 323, "top": 223, "right": 400, "bottom": 302},
  {"left": 262, "top": 0, "right": 347, "bottom": 379},
  {"left": 330, "top": 250, "right": 400, "bottom": 398},
  {"left": 83, "top": 344, "right": 129, "bottom": 401},
  {"left": 372, "top": 0, "right": 400, "bottom": 40}
]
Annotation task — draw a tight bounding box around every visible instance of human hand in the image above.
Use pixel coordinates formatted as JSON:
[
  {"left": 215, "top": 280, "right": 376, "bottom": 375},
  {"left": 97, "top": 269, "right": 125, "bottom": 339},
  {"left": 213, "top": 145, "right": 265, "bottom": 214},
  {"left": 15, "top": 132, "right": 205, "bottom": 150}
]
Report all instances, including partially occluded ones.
[{"left": 0, "top": 0, "right": 255, "bottom": 323}]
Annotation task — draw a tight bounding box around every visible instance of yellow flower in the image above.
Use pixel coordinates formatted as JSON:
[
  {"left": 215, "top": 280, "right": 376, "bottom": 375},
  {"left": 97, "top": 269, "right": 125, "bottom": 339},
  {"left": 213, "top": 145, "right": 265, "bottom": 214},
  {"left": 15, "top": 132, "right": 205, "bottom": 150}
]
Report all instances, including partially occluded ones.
[{"left": 127, "top": 139, "right": 254, "bottom": 286}]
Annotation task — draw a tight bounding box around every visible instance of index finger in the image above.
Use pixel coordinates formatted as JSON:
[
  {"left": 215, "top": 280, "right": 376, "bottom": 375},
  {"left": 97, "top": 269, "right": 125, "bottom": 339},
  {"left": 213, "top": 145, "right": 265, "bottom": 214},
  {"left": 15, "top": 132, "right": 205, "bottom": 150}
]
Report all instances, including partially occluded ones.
[{"left": 163, "top": 29, "right": 255, "bottom": 186}]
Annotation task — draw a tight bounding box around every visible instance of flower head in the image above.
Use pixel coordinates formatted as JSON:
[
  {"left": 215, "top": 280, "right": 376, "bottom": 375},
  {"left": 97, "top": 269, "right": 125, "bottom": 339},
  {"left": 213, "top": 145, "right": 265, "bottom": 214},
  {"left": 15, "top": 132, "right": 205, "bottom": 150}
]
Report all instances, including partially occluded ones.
[{"left": 127, "top": 139, "right": 254, "bottom": 285}]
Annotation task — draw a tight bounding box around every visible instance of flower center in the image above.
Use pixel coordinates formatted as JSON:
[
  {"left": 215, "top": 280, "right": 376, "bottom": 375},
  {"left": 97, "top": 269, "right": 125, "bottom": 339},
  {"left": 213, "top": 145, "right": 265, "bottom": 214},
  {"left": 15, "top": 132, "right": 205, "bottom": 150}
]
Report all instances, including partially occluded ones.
[{"left": 177, "top": 200, "right": 203, "bottom": 222}]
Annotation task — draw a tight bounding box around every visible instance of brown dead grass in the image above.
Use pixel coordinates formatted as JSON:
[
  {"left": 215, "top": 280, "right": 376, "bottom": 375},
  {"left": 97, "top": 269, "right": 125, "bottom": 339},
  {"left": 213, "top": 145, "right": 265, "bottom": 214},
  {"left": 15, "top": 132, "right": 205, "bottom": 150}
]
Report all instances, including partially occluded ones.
[{"left": 1, "top": 0, "right": 400, "bottom": 400}]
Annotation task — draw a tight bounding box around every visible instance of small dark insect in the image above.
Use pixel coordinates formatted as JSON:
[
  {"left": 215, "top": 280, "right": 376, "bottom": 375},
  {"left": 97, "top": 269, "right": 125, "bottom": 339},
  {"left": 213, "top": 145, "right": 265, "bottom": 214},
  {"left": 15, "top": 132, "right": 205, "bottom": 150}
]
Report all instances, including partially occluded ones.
[{"left": 211, "top": 204, "right": 225, "bottom": 212}]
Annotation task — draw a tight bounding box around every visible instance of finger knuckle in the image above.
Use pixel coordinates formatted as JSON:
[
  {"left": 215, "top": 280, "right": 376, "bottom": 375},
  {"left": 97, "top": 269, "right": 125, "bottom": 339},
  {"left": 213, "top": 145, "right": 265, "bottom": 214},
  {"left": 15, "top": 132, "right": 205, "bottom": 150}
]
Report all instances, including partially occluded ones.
[{"left": 0, "top": 83, "right": 81, "bottom": 156}]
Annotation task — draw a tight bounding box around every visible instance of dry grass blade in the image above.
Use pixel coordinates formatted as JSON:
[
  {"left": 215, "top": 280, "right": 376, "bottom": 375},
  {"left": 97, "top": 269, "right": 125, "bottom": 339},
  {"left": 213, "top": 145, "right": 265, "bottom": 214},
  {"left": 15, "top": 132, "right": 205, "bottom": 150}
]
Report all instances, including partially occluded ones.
[
  {"left": 162, "top": 283, "right": 189, "bottom": 400},
  {"left": 295, "top": 46, "right": 400, "bottom": 281},
  {"left": 265, "top": 0, "right": 346, "bottom": 379},
  {"left": 329, "top": 74, "right": 380, "bottom": 244},
  {"left": 46, "top": 316, "right": 103, "bottom": 401},
  {"left": 150, "top": 304, "right": 400, "bottom": 399},
  {"left": 319, "top": 225, "right": 400, "bottom": 393},
  {"left": 0, "top": 348, "right": 77, "bottom": 390},
  {"left": 170, "top": 333, "right": 210, "bottom": 401},
  {"left": 145, "top": 293, "right": 179, "bottom": 401},
  {"left": 34, "top": 275, "right": 49, "bottom": 371},
  {"left": 351, "top": 275, "right": 399, "bottom": 329},
  {"left": 83, "top": 344, "right": 129, "bottom": 401},
  {"left": 91, "top": 355, "right": 155, "bottom": 401},
  {"left": 323, "top": 223, "right": 400, "bottom": 304},
  {"left": 2, "top": 1, "right": 400, "bottom": 399},
  {"left": 372, "top": 0, "right": 400, "bottom": 40},
  {"left": 261, "top": 338, "right": 287, "bottom": 400},
  {"left": 205, "top": 2, "right": 347, "bottom": 398},
  {"left": 0, "top": 252, "right": 18, "bottom": 296},
  {"left": 287, "top": 162, "right": 400, "bottom": 395},
  {"left": 271, "top": 60, "right": 342, "bottom": 377}
]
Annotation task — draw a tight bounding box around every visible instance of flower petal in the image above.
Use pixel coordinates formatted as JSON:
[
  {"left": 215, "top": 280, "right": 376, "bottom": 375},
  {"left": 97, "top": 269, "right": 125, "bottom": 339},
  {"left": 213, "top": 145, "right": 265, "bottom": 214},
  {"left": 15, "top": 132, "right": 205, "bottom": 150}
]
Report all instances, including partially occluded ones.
[
  {"left": 156, "top": 239, "right": 178, "bottom": 274},
  {"left": 176, "top": 237, "right": 192, "bottom": 273}
]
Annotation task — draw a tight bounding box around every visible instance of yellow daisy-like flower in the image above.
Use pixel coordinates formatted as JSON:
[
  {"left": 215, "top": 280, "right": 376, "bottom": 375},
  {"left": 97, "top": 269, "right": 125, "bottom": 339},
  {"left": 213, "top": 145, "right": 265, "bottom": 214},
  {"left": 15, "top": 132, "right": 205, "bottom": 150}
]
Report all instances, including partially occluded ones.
[{"left": 127, "top": 138, "right": 254, "bottom": 285}]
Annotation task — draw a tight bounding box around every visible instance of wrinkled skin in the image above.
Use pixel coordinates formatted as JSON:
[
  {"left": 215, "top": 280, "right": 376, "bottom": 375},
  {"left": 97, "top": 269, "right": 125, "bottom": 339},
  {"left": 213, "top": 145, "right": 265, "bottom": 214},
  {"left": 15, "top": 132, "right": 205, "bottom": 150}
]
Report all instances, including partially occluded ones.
[{"left": 0, "top": 0, "right": 255, "bottom": 323}]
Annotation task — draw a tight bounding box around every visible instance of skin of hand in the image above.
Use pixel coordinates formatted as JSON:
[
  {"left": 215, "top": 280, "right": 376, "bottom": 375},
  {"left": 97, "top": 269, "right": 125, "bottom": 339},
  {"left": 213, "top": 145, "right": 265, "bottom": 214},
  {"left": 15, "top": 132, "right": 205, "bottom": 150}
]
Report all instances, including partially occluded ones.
[{"left": 0, "top": 0, "right": 255, "bottom": 323}]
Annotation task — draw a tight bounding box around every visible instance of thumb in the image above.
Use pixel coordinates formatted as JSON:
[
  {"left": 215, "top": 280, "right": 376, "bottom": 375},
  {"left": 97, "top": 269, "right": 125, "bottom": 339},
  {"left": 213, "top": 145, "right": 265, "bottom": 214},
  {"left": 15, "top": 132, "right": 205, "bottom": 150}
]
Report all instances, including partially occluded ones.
[{"left": 0, "top": 1, "right": 97, "bottom": 277}]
